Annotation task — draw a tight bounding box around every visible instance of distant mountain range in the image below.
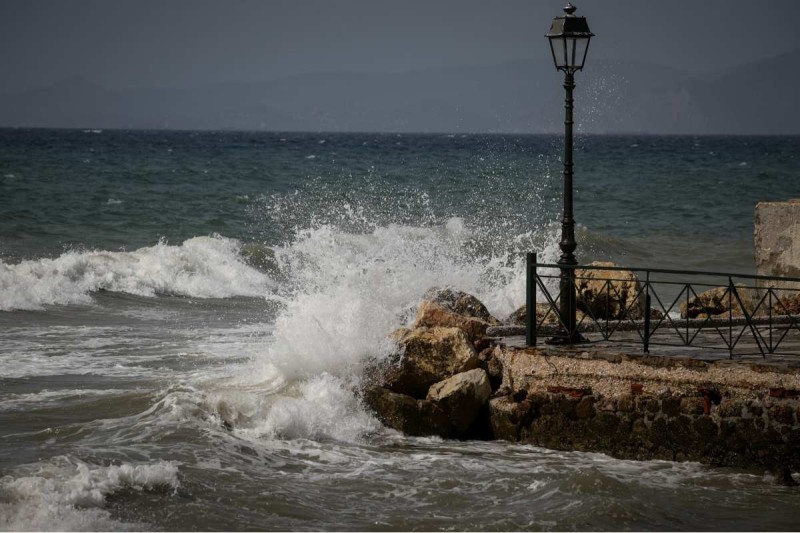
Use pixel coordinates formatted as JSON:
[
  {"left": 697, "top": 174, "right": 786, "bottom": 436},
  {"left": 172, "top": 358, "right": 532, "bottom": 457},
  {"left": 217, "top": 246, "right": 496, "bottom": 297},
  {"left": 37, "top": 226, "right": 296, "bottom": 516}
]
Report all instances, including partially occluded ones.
[{"left": 2, "top": 50, "right": 800, "bottom": 134}]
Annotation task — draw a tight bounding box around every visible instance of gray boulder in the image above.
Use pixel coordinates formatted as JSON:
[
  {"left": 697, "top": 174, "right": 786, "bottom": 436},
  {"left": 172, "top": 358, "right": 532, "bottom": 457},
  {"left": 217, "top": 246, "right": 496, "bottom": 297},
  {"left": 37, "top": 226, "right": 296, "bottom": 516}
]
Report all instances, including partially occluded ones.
[
  {"left": 427, "top": 368, "right": 491, "bottom": 432},
  {"left": 413, "top": 300, "right": 491, "bottom": 343},
  {"left": 488, "top": 395, "right": 520, "bottom": 441},
  {"left": 422, "top": 287, "right": 499, "bottom": 324},
  {"left": 362, "top": 386, "right": 452, "bottom": 438},
  {"left": 383, "top": 327, "right": 479, "bottom": 398}
]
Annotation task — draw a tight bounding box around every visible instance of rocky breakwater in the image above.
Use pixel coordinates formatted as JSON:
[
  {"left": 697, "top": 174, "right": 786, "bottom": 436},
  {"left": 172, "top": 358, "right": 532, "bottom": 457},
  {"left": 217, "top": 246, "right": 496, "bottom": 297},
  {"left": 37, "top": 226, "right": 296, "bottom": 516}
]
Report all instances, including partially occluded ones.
[
  {"left": 362, "top": 286, "right": 800, "bottom": 483},
  {"left": 681, "top": 284, "right": 800, "bottom": 319}
]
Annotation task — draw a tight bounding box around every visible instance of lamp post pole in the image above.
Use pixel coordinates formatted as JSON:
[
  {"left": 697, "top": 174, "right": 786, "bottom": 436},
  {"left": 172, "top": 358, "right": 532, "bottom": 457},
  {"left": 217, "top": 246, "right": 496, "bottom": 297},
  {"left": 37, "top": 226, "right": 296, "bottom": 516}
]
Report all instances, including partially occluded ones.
[
  {"left": 558, "top": 71, "right": 579, "bottom": 342},
  {"left": 545, "top": 2, "right": 592, "bottom": 344}
]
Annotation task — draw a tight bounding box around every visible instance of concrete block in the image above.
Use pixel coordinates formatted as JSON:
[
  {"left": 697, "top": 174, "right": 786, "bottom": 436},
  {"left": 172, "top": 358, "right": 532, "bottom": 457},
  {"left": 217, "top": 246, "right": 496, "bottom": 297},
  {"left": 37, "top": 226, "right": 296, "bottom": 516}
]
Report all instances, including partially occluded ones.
[{"left": 754, "top": 200, "right": 800, "bottom": 290}]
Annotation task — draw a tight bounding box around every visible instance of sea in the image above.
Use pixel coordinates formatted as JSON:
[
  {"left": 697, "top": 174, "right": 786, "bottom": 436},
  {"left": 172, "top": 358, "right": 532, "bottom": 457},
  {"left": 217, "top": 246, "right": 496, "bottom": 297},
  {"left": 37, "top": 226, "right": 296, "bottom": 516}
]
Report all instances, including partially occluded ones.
[{"left": 1, "top": 128, "right": 799, "bottom": 531}]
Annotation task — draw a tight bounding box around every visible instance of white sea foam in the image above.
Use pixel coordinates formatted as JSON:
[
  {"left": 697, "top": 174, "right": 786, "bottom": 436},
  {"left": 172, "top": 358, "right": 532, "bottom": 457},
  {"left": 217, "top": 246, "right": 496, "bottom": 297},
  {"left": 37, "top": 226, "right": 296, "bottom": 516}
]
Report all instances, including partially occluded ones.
[
  {"left": 0, "top": 235, "right": 273, "bottom": 311},
  {"left": 254, "top": 217, "right": 559, "bottom": 382},
  {"left": 0, "top": 325, "right": 182, "bottom": 378},
  {"left": 244, "top": 373, "right": 382, "bottom": 441},
  {"left": 0, "top": 458, "right": 179, "bottom": 531},
  {"left": 206, "top": 217, "right": 560, "bottom": 443},
  {"left": 0, "top": 388, "right": 126, "bottom": 410}
]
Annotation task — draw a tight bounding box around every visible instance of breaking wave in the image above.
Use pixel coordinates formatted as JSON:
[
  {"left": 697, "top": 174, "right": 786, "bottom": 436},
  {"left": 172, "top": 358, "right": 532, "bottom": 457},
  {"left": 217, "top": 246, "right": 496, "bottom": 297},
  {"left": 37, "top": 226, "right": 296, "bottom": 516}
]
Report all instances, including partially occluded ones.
[
  {"left": 183, "top": 216, "right": 562, "bottom": 443},
  {"left": 0, "top": 235, "right": 274, "bottom": 311},
  {"left": 0, "top": 458, "right": 179, "bottom": 531},
  {"left": 260, "top": 217, "right": 559, "bottom": 379}
]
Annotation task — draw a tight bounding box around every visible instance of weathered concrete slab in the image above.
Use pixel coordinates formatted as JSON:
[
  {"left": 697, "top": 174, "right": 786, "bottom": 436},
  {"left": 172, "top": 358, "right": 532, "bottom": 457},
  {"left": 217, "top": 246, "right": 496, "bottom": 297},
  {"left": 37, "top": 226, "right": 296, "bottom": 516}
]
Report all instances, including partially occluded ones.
[
  {"left": 496, "top": 333, "right": 800, "bottom": 369},
  {"left": 755, "top": 199, "right": 800, "bottom": 288}
]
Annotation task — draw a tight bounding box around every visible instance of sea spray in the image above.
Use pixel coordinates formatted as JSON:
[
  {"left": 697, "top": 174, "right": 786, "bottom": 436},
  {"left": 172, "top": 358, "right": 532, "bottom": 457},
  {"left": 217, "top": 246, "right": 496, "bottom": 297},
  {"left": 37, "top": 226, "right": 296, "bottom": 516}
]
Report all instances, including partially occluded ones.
[
  {"left": 255, "top": 218, "right": 561, "bottom": 378},
  {"left": 218, "top": 215, "right": 562, "bottom": 442}
]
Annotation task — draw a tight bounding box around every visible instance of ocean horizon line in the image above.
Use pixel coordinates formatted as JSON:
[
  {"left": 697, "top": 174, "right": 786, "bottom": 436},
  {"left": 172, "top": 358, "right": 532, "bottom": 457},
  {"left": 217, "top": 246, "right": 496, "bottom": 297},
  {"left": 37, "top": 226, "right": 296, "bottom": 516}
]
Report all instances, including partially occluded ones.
[{"left": 2, "top": 126, "right": 800, "bottom": 138}]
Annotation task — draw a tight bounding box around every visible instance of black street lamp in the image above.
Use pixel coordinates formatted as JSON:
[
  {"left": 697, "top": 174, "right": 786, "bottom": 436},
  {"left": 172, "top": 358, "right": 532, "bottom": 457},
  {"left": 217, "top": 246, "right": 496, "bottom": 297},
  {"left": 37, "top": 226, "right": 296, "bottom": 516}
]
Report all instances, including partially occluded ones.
[{"left": 546, "top": 3, "right": 593, "bottom": 344}]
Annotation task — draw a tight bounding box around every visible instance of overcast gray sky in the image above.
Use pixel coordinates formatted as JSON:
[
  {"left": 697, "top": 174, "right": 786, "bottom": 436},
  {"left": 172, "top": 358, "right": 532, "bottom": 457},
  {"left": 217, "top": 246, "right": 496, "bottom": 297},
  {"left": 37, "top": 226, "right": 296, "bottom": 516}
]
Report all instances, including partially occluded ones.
[{"left": 2, "top": 0, "right": 800, "bottom": 94}]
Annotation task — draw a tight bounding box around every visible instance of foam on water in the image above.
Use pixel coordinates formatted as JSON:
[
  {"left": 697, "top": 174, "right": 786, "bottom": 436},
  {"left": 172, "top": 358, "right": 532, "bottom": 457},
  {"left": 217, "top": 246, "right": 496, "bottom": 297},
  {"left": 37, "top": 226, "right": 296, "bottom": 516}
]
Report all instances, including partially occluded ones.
[
  {"left": 0, "top": 389, "right": 126, "bottom": 411},
  {"left": 0, "top": 458, "right": 179, "bottom": 531},
  {"left": 0, "top": 235, "right": 273, "bottom": 311},
  {"left": 0, "top": 324, "right": 190, "bottom": 379},
  {"left": 258, "top": 217, "right": 559, "bottom": 380},
  {"left": 3, "top": 189, "right": 561, "bottom": 447},
  {"left": 65, "top": 214, "right": 561, "bottom": 446},
  {"left": 245, "top": 373, "right": 382, "bottom": 441},
  {"left": 198, "top": 216, "right": 561, "bottom": 443}
]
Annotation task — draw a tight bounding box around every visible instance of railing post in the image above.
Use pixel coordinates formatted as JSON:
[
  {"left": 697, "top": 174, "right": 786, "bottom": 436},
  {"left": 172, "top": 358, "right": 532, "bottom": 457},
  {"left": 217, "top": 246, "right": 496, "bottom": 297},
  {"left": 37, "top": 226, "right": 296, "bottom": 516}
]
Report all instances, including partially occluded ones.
[
  {"left": 685, "top": 284, "right": 690, "bottom": 346},
  {"left": 526, "top": 252, "right": 537, "bottom": 347},
  {"left": 731, "top": 280, "right": 766, "bottom": 358},
  {"left": 728, "top": 276, "right": 733, "bottom": 359},
  {"left": 768, "top": 288, "right": 773, "bottom": 353},
  {"left": 643, "top": 272, "right": 651, "bottom": 353}
]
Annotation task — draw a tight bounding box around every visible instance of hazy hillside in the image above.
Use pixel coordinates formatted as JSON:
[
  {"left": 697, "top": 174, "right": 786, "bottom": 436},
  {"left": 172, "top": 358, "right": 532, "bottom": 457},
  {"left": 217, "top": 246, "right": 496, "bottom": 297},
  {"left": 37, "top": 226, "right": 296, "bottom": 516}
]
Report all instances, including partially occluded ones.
[{"left": 1, "top": 51, "right": 798, "bottom": 134}]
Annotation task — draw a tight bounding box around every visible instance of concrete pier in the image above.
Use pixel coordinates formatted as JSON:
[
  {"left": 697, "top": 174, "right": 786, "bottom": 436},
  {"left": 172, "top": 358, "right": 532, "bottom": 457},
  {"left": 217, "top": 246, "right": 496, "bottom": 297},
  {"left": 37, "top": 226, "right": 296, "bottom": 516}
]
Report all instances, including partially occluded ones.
[{"left": 488, "top": 339, "right": 800, "bottom": 478}]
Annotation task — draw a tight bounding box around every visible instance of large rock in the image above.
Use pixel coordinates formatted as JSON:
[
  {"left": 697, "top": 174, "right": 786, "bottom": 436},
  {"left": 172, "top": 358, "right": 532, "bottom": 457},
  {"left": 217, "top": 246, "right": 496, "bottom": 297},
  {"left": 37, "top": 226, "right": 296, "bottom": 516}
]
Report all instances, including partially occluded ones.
[
  {"left": 362, "top": 387, "right": 452, "bottom": 438},
  {"left": 488, "top": 395, "right": 522, "bottom": 441},
  {"left": 679, "top": 285, "right": 763, "bottom": 319},
  {"left": 772, "top": 293, "right": 800, "bottom": 315},
  {"left": 576, "top": 261, "right": 646, "bottom": 320},
  {"left": 422, "top": 287, "right": 499, "bottom": 324},
  {"left": 427, "top": 368, "right": 491, "bottom": 432},
  {"left": 505, "top": 302, "right": 577, "bottom": 326},
  {"left": 413, "top": 300, "right": 490, "bottom": 342},
  {"left": 384, "top": 327, "right": 479, "bottom": 398},
  {"left": 479, "top": 345, "right": 504, "bottom": 391}
]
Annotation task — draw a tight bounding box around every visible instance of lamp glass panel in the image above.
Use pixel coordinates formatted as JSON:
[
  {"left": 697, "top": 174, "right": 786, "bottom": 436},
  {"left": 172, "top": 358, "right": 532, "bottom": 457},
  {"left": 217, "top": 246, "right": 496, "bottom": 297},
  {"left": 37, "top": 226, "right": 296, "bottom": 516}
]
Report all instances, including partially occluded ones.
[
  {"left": 549, "top": 36, "right": 567, "bottom": 68},
  {"left": 567, "top": 38, "right": 578, "bottom": 68},
  {"left": 573, "top": 37, "right": 590, "bottom": 69}
]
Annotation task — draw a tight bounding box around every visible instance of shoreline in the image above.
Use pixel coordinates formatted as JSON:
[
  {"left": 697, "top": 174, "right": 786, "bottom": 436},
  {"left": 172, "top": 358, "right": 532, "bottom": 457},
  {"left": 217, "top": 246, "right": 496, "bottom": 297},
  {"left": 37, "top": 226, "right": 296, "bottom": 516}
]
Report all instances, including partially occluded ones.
[{"left": 363, "top": 289, "right": 800, "bottom": 483}]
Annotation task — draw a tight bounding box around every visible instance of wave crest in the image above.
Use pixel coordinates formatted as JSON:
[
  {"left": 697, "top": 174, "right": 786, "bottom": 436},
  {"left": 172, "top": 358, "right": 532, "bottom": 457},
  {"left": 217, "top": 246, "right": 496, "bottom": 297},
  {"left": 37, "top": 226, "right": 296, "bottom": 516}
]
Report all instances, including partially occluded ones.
[
  {"left": 0, "top": 458, "right": 179, "bottom": 531},
  {"left": 0, "top": 235, "right": 274, "bottom": 311},
  {"left": 256, "top": 217, "right": 560, "bottom": 380}
]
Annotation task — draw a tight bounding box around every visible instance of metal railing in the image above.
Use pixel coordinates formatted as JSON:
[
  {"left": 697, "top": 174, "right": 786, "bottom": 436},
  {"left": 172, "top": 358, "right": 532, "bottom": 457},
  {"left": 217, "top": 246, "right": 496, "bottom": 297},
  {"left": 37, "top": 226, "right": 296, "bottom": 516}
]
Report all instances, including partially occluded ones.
[{"left": 526, "top": 253, "right": 800, "bottom": 358}]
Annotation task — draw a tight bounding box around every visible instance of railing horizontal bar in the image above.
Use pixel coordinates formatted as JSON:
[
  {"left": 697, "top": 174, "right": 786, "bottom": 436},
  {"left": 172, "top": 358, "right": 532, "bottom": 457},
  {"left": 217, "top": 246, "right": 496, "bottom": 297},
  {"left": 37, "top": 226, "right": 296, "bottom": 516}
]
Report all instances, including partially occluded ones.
[
  {"left": 532, "top": 262, "right": 800, "bottom": 284},
  {"left": 644, "top": 341, "right": 766, "bottom": 355},
  {"left": 505, "top": 313, "right": 800, "bottom": 334},
  {"left": 534, "top": 274, "right": 759, "bottom": 289}
]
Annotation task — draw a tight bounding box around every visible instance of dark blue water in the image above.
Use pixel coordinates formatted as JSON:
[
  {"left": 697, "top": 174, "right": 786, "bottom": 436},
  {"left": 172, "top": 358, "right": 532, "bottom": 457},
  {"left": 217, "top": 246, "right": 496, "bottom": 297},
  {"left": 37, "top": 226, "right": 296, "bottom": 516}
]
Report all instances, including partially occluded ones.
[
  {"left": 3, "top": 129, "right": 799, "bottom": 266},
  {"left": 1, "top": 129, "right": 799, "bottom": 531}
]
